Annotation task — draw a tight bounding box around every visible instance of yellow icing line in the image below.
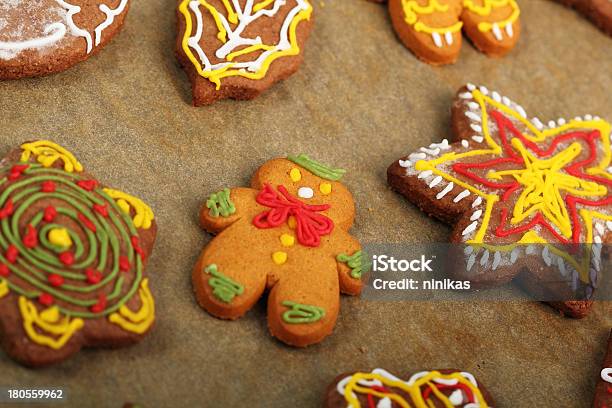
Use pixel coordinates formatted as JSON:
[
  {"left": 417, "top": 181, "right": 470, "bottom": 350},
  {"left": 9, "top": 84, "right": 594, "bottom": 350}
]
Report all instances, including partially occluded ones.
[
  {"left": 402, "top": 0, "right": 463, "bottom": 34},
  {"left": 19, "top": 297, "right": 84, "bottom": 350},
  {"left": 220, "top": 0, "right": 238, "bottom": 24},
  {"left": 20, "top": 141, "right": 83, "bottom": 173},
  {"left": 253, "top": 0, "right": 275, "bottom": 12},
  {"left": 343, "top": 371, "right": 488, "bottom": 408},
  {"left": 463, "top": 0, "right": 520, "bottom": 33},
  {"left": 226, "top": 44, "right": 274, "bottom": 61},
  {"left": 179, "top": 0, "right": 312, "bottom": 90},
  {"left": 108, "top": 279, "right": 155, "bottom": 334},
  {"left": 0, "top": 279, "right": 8, "bottom": 298},
  {"left": 103, "top": 188, "right": 154, "bottom": 230}
]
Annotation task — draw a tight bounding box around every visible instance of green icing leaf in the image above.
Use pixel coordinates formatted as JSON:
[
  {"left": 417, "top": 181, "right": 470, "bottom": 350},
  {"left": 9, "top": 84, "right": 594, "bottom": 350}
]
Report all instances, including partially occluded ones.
[
  {"left": 337, "top": 250, "right": 370, "bottom": 279},
  {"left": 287, "top": 154, "right": 346, "bottom": 181},
  {"left": 204, "top": 264, "right": 244, "bottom": 303},
  {"left": 206, "top": 188, "right": 235, "bottom": 218},
  {"left": 281, "top": 300, "right": 325, "bottom": 324}
]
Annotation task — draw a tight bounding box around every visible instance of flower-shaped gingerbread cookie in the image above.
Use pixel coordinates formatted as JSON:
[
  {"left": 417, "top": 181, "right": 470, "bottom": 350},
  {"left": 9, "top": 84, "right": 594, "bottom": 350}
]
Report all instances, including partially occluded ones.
[
  {"left": 388, "top": 85, "right": 611, "bottom": 318},
  {"left": 0, "top": 141, "right": 156, "bottom": 366},
  {"left": 325, "top": 368, "right": 494, "bottom": 408},
  {"left": 193, "top": 155, "right": 364, "bottom": 346},
  {"left": 0, "top": 0, "right": 130, "bottom": 79},
  {"left": 388, "top": 0, "right": 520, "bottom": 65},
  {"left": 176, "top": 0, "right": 313, "bottom": 105}
]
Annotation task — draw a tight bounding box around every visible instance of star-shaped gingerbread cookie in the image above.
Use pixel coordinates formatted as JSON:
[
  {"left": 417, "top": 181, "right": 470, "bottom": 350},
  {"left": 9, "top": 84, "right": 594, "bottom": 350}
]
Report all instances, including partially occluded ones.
[{"left": 388, "top": 84, "right": 611, "bottom": 318}]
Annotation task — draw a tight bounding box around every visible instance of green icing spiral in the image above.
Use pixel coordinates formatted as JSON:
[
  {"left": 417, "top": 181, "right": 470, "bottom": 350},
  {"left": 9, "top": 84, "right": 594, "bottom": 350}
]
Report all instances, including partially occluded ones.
[{"left": 0, "top": 164, "right": 144, "bottom": 319}]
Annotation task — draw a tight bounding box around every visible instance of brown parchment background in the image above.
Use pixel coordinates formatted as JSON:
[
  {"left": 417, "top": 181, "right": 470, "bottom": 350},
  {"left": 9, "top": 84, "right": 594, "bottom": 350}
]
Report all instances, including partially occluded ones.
[{"left": 0, "top": 0, "right": 611, "bottom": 406}]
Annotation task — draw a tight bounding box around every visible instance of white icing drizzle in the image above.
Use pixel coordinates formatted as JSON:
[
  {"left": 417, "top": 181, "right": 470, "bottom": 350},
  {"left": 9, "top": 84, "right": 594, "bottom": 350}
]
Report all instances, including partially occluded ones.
[
  {"left": 466, "top": 253, "right": 476, "bottom": 271},
  {"left": 472, "top": 135, "right": 484, "bottom": 143},
  {"left": 465, "top": 111, "right": 481, "bottom": 122},
  {"left": 510, "top": 247, "right": 519, "bottom": 264},
  {"left": 453, "top": 189, "right": 470, "bottom": 203},
  {"left": 418, "top": 170, "right": 433, "bottom": 179},
  {"left": 470, "top": 124, "right": 482, "bottom": 133},
  {"left": 185, "top": 0, "right": 310, "bottom": 75},
  {"left": 95, "top": 0, "right": 129, "bottom": 47},
  {"left": 462, "top": 221, "right": 478, "bottom": 236},
  {"left": 492, "top": 251, "right": 501, "bottom": 270},
  {"left": 532, "top": 117, "right": 544, "bottom": 130},
  {"left": 461, "top": 140, "right": 470, "bottom": 148},
  {"left": 436, "top": 182, "right": 454, "bottom": 199},
  {"left": 429, "top": 176, "right": 443, "bottom": 188},
  {"left": 472, "top": 196, "right": 483, "bottom": 208},
  {"left": 470, "top": 209, "right": 482, "bottom": 221},
  {"left": 0, "top": 22, "right": 66, "bottom": 59},
  {"left": 480, "top": 249, "right": 489, "bottom": 266},
  {"left": 399, "top": 159, "right": 411, "bottom": 168}
]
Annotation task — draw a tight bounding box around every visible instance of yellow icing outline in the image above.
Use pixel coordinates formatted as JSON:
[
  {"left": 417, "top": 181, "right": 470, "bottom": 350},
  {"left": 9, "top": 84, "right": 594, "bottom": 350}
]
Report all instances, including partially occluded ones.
[
  {"left": 343, "top": 371, "right": 488, "bottom": 408},
  {"left": 414, "top": 89, "right": 611, "bottom": 281},
  {"left": 102, "top": 188, "right": 154, "bottom": 230},
  {"left": 0, "top": 279, "right": 8, "bottom": 298},
  {"left": 20, "top": 141, "right": 83, "bottom": 173},
  {"left": 402, "top": 0, "right": 463, "bottom": 34},
  {"left": 19, "top": 297, "right": 84, "bottom": 350},
  {"left": 463, "top": 0, "right": 520, "bottom": 33},
  {"left": 179, "top": 0, "right": 313, "bottom": 90},
  {"left": 108, "top": 278, "right": 155, "bottom": 334}
]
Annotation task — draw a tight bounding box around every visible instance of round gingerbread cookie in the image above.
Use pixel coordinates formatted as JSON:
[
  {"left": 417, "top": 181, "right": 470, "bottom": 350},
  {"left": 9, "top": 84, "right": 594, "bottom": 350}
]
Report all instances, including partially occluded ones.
[
  {"left": 325, "top": 368, "right": 495, "bottom": 407},
  {"left": 176, "top": 0, "right": 314, "bottom": 106},
  {"left": 0, "top": 0, "right": 130, "bottom": 79},
  {"left": 0, "top": 140, "right": 157, "bottom": 367}
]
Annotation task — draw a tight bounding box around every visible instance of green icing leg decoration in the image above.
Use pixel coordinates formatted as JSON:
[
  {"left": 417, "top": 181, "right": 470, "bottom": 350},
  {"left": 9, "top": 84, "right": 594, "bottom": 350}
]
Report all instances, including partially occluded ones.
[
  {"left": 206, "top": 188, "right": 235, "bottom": 218},
  {"left": 337, "top": 250, "right": 370, "bottom": 279},
  {"left": 287, "top": 154, "right": 346, "bottom": 181},
  {"left": 204, "top": 264, "right": 243, "bottom": 303},
  {"left": 281, "top": 300, "right": 325, "bottom": 324}
]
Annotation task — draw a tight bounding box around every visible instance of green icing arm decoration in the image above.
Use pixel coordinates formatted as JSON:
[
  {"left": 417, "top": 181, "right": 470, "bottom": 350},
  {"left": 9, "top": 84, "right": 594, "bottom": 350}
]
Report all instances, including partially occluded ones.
[
  {"left": 281, "top": 300, "right": 325, "bottom": 324},
  {"left": 204, "top": 264, "right": 244, "bottom": 303},
  {"left": 337, "top": 250, "right": 369, "bottom": 279},
  {"left": 287, "top": 154, "right": 346, "bottom": 181},
  {"left": 206, "top": 188, "right": 235, "bottom": 218}
]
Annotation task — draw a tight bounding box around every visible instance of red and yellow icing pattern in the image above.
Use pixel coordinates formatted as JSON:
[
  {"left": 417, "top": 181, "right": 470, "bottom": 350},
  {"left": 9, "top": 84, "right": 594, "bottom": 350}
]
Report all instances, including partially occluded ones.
[
  {"left": 178, "top": 0, "right": 312, "bottom": 89},
  {"left": 0, "top": 141, "right": 156, "bottom": 350},
  {"left": 338, "top": 369, "right": 488, "bottom": 408},
  {"left": 414, "top": 89, "right": 611, "bottom": 280}
]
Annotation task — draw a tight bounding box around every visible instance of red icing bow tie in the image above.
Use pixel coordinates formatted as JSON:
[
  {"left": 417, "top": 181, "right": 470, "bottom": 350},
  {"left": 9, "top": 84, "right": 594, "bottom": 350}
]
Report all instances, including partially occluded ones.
[{"left": 253, "top": 184, "right": 334, "bottom": 247}]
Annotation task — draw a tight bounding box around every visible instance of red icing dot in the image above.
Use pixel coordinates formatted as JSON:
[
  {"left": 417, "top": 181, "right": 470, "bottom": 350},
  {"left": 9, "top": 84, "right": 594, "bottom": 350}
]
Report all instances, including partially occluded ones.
[
  {"left": 78, "top": 213, "right": 97, "bottom": 232},
  {"left": 85, "top": 268, "right": 102, "bottom": 284},
  {"left": 119, "top": 256, "right": 130, "bottom": 272},
  {"left": 41, "top": 181, "right": 56, "bottom": 193},
  {"left": 43, "top": 206, "right": 57, "bottom": 222},
  {"left": 38, "top": 293, "right": 54, "bottom": 306},
  {"left": 48, "top": 274, "right": 64, "bottom": 287},
  {"left": 0, "top": 199, "right": 14, "bottom": 220},
  {"left": 59, "top": 251, "right": 74, "bottom": 266},
  {"left": 90, "top": 294, "right": 107, "bottom": 313},
  {"left": 608, "top": 385, "right": 612, "bottom": 394},
  {"left": 8, "top": 164, "right": 28, "bottom": 181},
  {"left": 22, "top": 224, "right": 38, "bottom": 249},
  {"left": 131, "top": 236, "right": 145, "bottom": 260},
  {"left": 0, "top": 264, "right": 9, "bottom": 277},
  {"left": 93, "top": 204, "right": 109, "bottom": 217},
  {"left": 76, "top": 180, "right": 98, "bottom": 191},
  {"left": 5, "top": 245, "right": 18, "bottom": 263}
]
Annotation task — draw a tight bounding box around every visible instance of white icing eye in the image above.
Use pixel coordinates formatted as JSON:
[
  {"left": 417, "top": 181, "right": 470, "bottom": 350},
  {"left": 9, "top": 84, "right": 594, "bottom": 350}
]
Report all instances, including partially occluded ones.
[{"left": 297, "top": 187, "right": 314, "bottom": 199}]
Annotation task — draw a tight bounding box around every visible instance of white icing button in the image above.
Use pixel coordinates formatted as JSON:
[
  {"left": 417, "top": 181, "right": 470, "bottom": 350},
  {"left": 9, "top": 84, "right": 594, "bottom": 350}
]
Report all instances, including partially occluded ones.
[{"left": 297, "top": 187, "right": 314, "bottom": 199}]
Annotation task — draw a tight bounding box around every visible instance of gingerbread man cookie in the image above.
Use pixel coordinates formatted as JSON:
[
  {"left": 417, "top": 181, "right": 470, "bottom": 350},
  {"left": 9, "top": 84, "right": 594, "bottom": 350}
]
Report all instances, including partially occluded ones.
[
  {"left": 595, "top": 330, "right": 612, "bottom": 407},
  {"left": 553, "top": 0, "right": 612, "bottom": 36},
  {"left": 388, "top": 84, "right": 611, "bottom": 318},
  {"left": 0, "top": 141, "right": 156, "bottom": 366},
  {"left": 0, "top": 0, "right": 131, "bottom": 79},
  {"left": 325, "top": 368, "right": 494, "bottom": 408},
  {"left": 176, "top": 0, "right": 313, "bottom": 106},
  {"left": 193, "top": 155, "right": 364, "bottom": 346},
  {"left": 388, "top": 0, "right": 520, "bottom": 65}
]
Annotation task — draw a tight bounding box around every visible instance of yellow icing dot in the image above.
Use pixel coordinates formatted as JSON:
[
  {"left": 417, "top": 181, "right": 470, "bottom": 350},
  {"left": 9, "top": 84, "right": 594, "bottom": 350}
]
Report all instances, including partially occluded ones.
[
  {"left": 117, "top": 199, "right": 131, "bottom": 214},
  {"left": 0, "top": 279, "right": 8, "bottom": 299},
  {"left": 48, "top": 228, "right": 72, "bottom": 248},
  {"left": 290, "top": 168, "right": 302, "bottom": 182},
  {"left": 287, "top": 216, "right": 297, "bottom": 229},
  {"left": 319, "top": 182, "right": 332, "bottom": 195},
  {"left": 272, "top": 251, "right": 288, "bottom": 265},
  {"left": 280, "top": 234, "right": 295, "bottom": 247},
  {"left": 40, "top": 306, "right": 60, "bottom": 323}
]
